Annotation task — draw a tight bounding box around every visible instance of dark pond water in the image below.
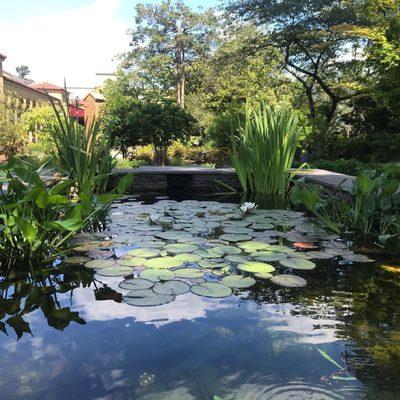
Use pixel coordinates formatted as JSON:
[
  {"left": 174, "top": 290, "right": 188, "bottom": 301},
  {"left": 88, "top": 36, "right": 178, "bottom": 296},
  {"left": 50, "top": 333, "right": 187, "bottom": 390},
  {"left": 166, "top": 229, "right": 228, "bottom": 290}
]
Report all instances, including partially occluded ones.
[{"left": 1, "top": 193, "right": 400, "bottom": 400}]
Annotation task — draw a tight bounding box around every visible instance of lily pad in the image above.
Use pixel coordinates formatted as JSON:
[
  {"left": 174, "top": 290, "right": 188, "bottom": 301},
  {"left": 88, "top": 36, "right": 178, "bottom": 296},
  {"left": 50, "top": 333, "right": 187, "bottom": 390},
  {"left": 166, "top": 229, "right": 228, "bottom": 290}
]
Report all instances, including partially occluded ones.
[
  {"left": 85, "top": 259, "right": 115, "bottom": 269},
  {"left": 155, "top": 231, "right": 192, "bottom": 240},
  {"left": 237, "top": 261, "right": 275, "bottom": 274},
  {"left": 64, "top": 256, "right": 91, "bottom": 265},
  {"left": 153, "top": 281, "right": 190, "bottom": 295},
  {"left": 194, "top": 249, "right": 220, "bottom": 258},
  {"left": 173, "top": 253, "right": 202, "bottom": 263},
  {"left": 144, "top": 256, "right": 183, "bottom": 269},
  {"left": 124, "top": 289, "right": 175, "bottom": 307},
  {"left": 211, "top": 245, "right": 242, "bottom": 256},
  {"left": 127, "top": 248, "right": 160, "bottom": 258},
  {"left": 224, "top": 255, "right": 250, "bottom": 263},
  {"left": 116, "top": 257, "right": 147, "bottom": 267},
  {"left": 164, "top": 243, "right": 199, "bottom": 254},
  {"left": 271, "top": 274, "right": 307, "bottom": 288},
  {"left": 96, "top": 266, "right": 133, "bottom": 277},
  {"left": 174, "top": 268, "right": 205, "bottom": 279},
  {"left": 238, "top": 241, "right": 271, "bottom": 252},
  {"left": 191, "top": 282, "right": 232, "bottom": 298},
  {"left": 254, "top": 272, "right": 273, "bottom": 279},
  {"left": 119, "top": 278, "right": 154, "bottom": 290},
  {"left": 279, "top": 258, "right": 316, "bottom": 270},
  {"left": 221, "top": 275, "right": 256, "bottom": 288},
  {"left": 198, "top": 260, "right": 229, "bottom": 269},
  {"left": 219, "top": 234, "right": 252, "bottom": 242},
  {"left": 139, "top": 269, "right": 176, "bottom": 282},
  {"left": 250, "top": 251, "right": 287, "bottom": 262}
]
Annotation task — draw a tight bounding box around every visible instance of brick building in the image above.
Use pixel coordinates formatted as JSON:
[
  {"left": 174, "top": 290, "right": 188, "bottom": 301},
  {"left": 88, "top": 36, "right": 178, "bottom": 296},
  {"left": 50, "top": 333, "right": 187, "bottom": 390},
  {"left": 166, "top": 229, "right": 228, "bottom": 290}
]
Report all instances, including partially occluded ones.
[{"left": 82, "top": 91, "right": 105, "bottom": 124}]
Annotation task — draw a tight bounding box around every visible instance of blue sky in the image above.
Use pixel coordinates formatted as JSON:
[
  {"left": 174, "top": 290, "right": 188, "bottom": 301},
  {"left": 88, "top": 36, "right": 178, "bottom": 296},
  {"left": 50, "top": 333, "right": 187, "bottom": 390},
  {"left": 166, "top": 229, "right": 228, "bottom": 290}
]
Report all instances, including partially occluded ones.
[
  {"left": 1, "top": 0, "right": 221, "bottom": 97},
  {"left": 2, "top": 0, "right": 221, "bottom": 23}
]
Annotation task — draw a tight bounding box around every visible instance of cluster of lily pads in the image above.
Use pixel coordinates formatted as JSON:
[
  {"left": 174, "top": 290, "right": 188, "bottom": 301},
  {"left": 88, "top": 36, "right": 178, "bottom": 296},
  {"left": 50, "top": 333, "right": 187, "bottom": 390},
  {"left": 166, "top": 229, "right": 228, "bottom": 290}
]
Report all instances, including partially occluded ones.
[{"left": 64, "top": 199, "right": 373, "bottom": 307}]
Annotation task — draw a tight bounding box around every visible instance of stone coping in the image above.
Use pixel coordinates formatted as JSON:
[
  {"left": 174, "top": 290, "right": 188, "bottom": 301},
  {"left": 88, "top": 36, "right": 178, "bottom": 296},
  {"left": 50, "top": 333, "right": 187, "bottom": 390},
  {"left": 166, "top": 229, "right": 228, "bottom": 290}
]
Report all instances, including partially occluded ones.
[{"left": 112, "top": 166, "right": 355, "bottom": 192}]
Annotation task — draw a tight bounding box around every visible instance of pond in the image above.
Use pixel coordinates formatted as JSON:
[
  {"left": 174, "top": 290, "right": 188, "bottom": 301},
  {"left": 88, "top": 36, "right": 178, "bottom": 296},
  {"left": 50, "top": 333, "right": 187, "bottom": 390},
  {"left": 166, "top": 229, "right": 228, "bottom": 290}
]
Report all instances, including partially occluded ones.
[{"left": 1, "top": 194, "right": 400, "bottom": 400}]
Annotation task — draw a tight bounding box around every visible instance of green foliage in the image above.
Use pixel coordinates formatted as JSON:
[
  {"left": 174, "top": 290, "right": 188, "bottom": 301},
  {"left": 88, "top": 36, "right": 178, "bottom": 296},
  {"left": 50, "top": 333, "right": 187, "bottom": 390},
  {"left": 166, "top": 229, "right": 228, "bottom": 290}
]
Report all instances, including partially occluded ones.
[
  {"left": 0, "top": 95, "right": 25, "bottom": 156},
  {"left": 49, "top": 97, "right": 116, "bottom": 194},
  {"left": 232, "top": 101, "right": 303, "bottom": 194},
  {"left": 20, "top": 104, "right": 58, "bottom": 163},
  {"left": 290, "top": 170, "right": 400, "bottom": 247},
  {"left": 228, "top": 0, "right": 367, "bottom": 128},
  {"left": 104, "top": 98, "right": 198, "bottom": 165},
  {"left": 0, "top": 159, "right": 93, "bottom": 258}
]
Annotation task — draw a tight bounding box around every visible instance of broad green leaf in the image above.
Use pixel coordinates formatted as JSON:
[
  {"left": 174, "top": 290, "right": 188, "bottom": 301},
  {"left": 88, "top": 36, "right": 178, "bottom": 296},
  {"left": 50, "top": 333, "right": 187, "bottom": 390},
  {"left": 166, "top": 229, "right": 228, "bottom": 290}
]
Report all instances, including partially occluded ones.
[{"left": 14, "top": 217, "right": 38, "bottom": 242}]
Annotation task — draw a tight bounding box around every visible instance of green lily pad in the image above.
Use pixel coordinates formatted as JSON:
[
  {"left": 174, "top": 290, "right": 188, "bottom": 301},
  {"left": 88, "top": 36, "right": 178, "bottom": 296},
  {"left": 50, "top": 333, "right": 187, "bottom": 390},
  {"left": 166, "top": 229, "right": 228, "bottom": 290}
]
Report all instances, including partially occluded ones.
[
  {"left": 250, "top": 223, "right": 274, "bottom": 230},
  {"left": 164, "top": 243, "right": 199, "bottom": 254},
  {"left": 250, "top": 251, "right": 287, "bottom": 262},
  {"left": 194, "top": 249, "right": 220, "bottom": 258},
  {"left": 144, "top": 256, "right": 184, "bottom": 269},
  {"left": 127, "top": 248, "right": 160, "bottom": 258},
  {"left": 221, "top": 275, "right": 256, "bottom": 288},
  {"left": 224, "top": 255, "right": 250, "bottom": 263},
  {"left": 219, "top": 234, "right": 252, "bottom": 242},
  {"left": 271, "top": 274, "right": 307, "bottom": 288},
  {"left": 265, "top": 245, "right": 296, "bottom": 253},
  {"left": 279, "top": 258, "right": 316, "bottom": 270},
  {"left": 254, "top": 272, "right": 273, "bottom": 279},
  {"left": 211, "top": 245, "right": 242, "bottom": 256},
  {"left": 198, "top": 260, "right": 230, "bottom": 269},
  {"left": 174, "top": 268, "right": 205, "bottom": 278},
  {"left": 191, "top": 282, "right": 232, "bottom": 298},
  {"left": 238, "top": 241, "right": 271, "bottom": 252},
  {"left": 222, "top": 227, "right": 254, "bottom": 234},
  {"left": 116, "top": 257, "right": 147, "bottom": 267},
  {"left": 237, "top": 261, "right": 275, "bottom": 274},
  {"left": 124, "top": 289, "right": 175, "bottom": 307},
  {"left": 64, "top": 256, "right": 91, "bottom": 265},
  {"left": 173, "top": 253, "right": 202, "bottom": 263},
  {"left": 155, "top": 231, "right": 192, "bottom": 240},
  {"left": 139, "top": 269, "right": 176, "bottom": 282},
  {"left": 96, "top": 266, "right": 133, "bottom": 277},
  {"left": 85, "top": 259, "right": 115, "bottom": 269},
  {"left": 119, "top": 278, "right": 154, "bottom": 290},
  {"left": 153, "top": 281, "right": 190, "bottom": 295}
]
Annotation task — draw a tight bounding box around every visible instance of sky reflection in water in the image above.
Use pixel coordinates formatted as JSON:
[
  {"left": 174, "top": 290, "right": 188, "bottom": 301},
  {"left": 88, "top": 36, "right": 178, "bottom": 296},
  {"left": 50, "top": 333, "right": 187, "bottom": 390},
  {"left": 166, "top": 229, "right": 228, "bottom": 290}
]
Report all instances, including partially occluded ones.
[{"left": 0, "top": 196, "right": 400, "bottom": 399}]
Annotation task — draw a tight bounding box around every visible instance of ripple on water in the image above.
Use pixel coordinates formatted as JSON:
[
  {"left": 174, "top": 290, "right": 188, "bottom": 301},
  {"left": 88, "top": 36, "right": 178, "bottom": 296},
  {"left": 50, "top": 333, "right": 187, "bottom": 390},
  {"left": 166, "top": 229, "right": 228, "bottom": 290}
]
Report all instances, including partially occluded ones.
[{"left": 220, "top": 373, "right": 363, "bottom": 400}]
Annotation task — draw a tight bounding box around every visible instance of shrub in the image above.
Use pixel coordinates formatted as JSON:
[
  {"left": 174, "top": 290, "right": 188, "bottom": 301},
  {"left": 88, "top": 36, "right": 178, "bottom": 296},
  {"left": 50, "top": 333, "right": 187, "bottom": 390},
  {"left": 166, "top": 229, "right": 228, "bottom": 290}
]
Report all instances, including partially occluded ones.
[
  {"left": 20, "top": 104, "right": 58, "bottom": 163},
  {"left": 0, "top": 95, "right": 25, "bottom": 156},
  {"left": 132, "top": 145, "right": 154, "bottom": 163}
]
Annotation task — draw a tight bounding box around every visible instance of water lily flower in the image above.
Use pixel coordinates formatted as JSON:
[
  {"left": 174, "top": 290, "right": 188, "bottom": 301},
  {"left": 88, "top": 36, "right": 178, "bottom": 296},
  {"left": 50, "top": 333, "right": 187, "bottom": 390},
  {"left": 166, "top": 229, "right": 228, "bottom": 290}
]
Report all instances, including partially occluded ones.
[
  {"left": 239, "top": 202, "right": 258, "bottom": 213},
  {"left": 148, "top": 214, "right": 160, "bottom": 224}
]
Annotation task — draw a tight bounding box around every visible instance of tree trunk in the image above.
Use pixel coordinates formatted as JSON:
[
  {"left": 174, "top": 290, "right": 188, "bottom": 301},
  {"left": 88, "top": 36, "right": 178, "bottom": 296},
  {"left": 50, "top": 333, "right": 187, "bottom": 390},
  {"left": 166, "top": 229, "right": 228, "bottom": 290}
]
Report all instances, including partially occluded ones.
[
  {"left": 176, "top": 45, "right": 185, "bottom": 108},
  {"left": 176, "top": 21, "right": 185, "bottom": 109}
]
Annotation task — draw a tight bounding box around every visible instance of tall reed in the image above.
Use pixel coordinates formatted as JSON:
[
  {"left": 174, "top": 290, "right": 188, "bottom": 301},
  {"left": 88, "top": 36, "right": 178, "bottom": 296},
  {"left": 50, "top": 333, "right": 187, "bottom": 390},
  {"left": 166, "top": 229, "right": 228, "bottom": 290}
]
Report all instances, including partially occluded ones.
[
  {"left": 231, "top": 102, "right": 303, "bottom": 195},
  {"left": 48, "top": 97, "right": 116, "bottom": 195}
]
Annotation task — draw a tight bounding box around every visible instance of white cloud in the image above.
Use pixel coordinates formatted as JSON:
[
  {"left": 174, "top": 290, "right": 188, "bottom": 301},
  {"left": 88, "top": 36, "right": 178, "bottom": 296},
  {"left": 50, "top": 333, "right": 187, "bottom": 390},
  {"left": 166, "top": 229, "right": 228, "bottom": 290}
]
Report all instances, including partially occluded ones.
[{"left": 0, "top": 0, "right": 130, "bottom": 98}]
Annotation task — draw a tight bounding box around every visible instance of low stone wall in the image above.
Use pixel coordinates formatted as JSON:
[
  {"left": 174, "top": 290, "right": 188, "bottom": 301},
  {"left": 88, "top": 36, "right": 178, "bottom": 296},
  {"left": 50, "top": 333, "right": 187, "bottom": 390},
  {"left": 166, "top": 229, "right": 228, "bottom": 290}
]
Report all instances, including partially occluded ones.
[
  {"left": 108, "top": 166, "right": 355, "bottom": 194},
  {"left": 109, "top": 166, "right": 241, "bottom": 193}
]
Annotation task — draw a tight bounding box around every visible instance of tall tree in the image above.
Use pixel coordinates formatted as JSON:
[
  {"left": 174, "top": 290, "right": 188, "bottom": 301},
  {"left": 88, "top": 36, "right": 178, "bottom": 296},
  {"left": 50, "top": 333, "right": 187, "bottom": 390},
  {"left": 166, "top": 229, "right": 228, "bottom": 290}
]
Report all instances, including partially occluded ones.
[
  {"left": 123, "top": 0, "right": 217, "bottom": 108},
  {"left": 227, "top": 0, "right": 369, "bottom": 126},
  {"left": 16, "top": 65, "right": 30, "bottom": 79}
]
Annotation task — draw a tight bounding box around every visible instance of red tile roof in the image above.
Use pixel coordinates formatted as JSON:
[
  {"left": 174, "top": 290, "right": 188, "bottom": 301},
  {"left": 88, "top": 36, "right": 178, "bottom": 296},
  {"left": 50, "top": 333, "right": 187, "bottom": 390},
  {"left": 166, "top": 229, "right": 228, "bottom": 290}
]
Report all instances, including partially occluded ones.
[{"left": 31, "top": 82, "right": 66, "bottom": 91}]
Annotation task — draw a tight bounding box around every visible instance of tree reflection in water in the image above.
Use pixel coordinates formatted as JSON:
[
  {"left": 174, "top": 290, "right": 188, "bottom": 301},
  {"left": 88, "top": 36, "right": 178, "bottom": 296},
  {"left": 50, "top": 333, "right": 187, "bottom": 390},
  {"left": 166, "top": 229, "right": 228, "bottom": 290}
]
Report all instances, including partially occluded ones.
[{"left": 0, "top": 261, "right": 98, "bottom": 338}]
